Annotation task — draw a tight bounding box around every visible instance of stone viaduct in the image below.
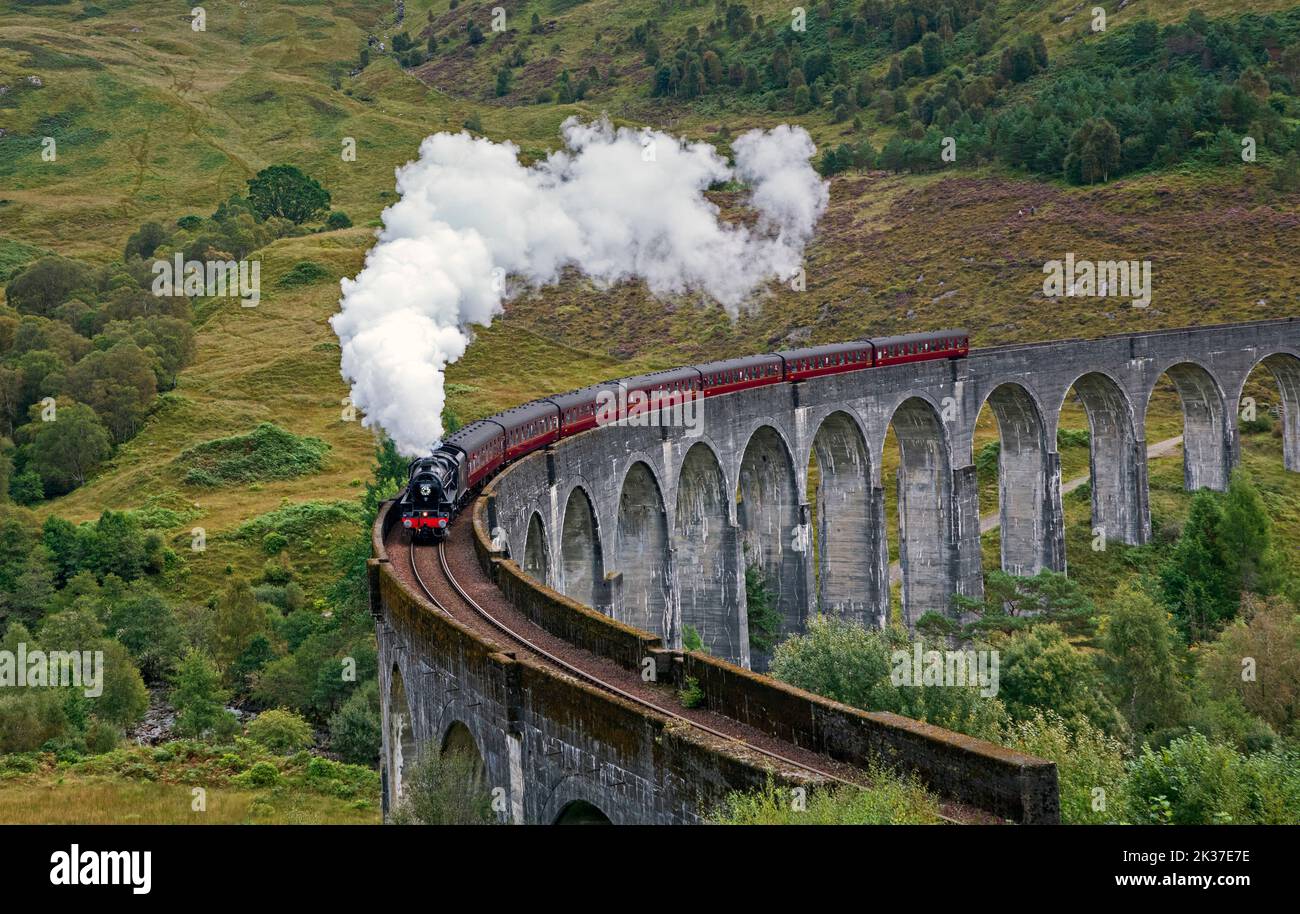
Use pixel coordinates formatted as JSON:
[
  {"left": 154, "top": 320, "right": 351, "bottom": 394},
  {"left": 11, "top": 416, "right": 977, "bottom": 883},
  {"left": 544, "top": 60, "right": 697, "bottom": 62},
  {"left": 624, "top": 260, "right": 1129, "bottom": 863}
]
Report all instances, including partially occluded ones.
[
  {"left": 372, "top": 317, "right": 1298, "bottom": 824},
  {"left": 490, "top": 317, "right": 1299, "bottom": 664}
]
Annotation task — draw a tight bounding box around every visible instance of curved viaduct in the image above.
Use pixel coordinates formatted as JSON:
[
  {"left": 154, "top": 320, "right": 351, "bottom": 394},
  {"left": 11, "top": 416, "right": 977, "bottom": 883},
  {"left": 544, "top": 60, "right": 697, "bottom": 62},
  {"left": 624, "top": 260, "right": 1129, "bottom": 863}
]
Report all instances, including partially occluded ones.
[{"left": 371, "top": 317, "right": 1298, "bottom": 825}]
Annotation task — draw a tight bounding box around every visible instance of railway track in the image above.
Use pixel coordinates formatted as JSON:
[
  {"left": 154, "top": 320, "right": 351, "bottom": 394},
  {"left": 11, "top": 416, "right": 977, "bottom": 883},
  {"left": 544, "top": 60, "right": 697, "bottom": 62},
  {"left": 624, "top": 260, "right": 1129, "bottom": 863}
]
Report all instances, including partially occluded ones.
[{"left": 407, "top": 538, "right": 963, "bottom": 824}]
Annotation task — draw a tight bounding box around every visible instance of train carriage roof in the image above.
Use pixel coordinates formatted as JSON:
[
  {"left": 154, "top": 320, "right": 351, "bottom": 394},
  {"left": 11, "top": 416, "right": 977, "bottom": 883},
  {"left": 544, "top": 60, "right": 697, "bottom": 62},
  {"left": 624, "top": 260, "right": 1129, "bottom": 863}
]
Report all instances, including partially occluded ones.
[
  {"left": 615, "top": 366, "right": 703, "bottom": 391},
  {"left": 694, "top": 354, "right": 784, "bottom": 376},
  {"left": 548, "top": 382, "right": 619, "bottom": 413},
  {"left": 443, "top": 418, "right": 504, "bottom": 455},
  {"left": 492, "top": 398, "right": 561, "bottom": 436},
  {"left": 869, "top": 329, "right": 968, "bottom": 348},
  {"left": 776, "top": 340, "right": 877, "bottom": 362}
]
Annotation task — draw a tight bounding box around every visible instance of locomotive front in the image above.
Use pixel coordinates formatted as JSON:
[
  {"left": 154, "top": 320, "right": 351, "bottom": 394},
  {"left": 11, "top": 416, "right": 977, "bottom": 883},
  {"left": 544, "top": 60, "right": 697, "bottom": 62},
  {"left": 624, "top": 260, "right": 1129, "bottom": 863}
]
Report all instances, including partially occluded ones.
[{"left": 399, "top": 455, "right": 456, "bottom": 539}]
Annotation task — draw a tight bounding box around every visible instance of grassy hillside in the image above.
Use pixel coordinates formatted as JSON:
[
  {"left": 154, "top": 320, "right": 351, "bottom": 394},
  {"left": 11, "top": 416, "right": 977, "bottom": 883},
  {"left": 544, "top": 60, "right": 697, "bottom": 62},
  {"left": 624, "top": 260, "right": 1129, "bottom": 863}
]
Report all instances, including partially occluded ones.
[
  {"left": 1, "top": 0, "right": 1298, "bottom": 822},
  {"left": 0, "top": 0, "right": 1292, "bottom": 585}
]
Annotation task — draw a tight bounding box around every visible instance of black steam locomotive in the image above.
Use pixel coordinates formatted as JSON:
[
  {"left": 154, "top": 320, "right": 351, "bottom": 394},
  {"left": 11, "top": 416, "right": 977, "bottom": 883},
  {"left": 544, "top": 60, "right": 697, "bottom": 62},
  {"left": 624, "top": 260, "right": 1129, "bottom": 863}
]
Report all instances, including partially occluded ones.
[{"left": 397, "top": 452, "right": 461, "bottom": 539}]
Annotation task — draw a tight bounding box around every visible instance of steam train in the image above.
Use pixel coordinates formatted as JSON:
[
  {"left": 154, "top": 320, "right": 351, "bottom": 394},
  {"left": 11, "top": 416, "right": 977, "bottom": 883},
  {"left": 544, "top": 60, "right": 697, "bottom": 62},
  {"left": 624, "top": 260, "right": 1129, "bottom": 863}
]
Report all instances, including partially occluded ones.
[{"left": 399, "top": 329, "right": 969, "bottom": 539}]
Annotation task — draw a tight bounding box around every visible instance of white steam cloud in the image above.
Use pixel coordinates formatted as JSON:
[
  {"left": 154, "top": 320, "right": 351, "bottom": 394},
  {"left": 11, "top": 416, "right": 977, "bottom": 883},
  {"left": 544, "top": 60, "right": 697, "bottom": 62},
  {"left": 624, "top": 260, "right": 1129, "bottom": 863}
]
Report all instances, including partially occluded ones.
[{"left": 332, "top": 117, "right": 828, "bottom": 456}]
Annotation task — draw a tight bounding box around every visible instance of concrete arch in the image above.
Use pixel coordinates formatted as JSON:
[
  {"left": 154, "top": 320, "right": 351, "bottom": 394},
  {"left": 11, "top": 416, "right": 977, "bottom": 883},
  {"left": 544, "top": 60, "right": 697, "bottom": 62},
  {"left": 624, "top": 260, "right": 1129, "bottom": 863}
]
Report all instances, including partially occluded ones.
[
  {"left": 736, "top": 424, "right": 808, "bottom": 655},
  {"left": 809, "top": 410, "right": 883, "bottom": 626},
  {"left": 977, "top": 383, "right": 1056, "bottom": 576},
  {"left": 616, "top": 460, "right": 673, "bottom": 641},
  {"left": 732, "top": 416, "right": 803, "bottom": 494},
  {"left": 541, "top": 774, "right": 629, "bottom": 825},
  {"left": 887, "top": 396, "right": 955, "bottom": 624},
  {"left": 387, "top": 663, "right": 417, "bottom": 808},
  {"left": 667, "top": 432, "right": 735, "bottom": 516},
  {"left": 675, "top": 441, "right": 745, "bottom": 664},
  {"left": 1148, "top": 361, "right": 1231, "bottom": 491},
  {"left": 441, "top": 719, "right": 487, "bottom": 791},
  {"left": 522, "top": 511, "right": 549, "bottom": 584},
  {"left": 554, "top": 799, "right": 613, "bottom": 824},
  {"left": 1064, "top": 371, "right": 1148, "bottom": 546},
  {"left": 1251, "top": 351, "right": 1300, "bottom": 472},
  {"left": 559, "top": 486, "right": 606, "bottom": 611}
]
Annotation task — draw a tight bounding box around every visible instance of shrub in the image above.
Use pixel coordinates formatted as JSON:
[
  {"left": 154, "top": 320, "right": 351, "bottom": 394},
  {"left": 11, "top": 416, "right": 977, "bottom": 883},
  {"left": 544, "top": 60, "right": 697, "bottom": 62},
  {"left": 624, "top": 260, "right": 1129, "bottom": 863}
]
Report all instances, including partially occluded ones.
[
  {"left": 234, "top": 500, "right": 363, "bottom": 542},
  {"left": 1003, "top": 711, "right": 1128, "bottom": 824},
  {"left": 389, "top": 748, "right": 494, "bottom": 825},
  {"left": 682, "top": 624, "right": 705, "bottom": 653},
  {"left": 178, "top": 423, "right": 330, "bottom": 486},
  {"left": 262, "top": 531, "right": 289, "bottom": 555},
  {"left": 277, "top": 260, "right": 331, "bottom": 287},
  {"left": 242, "top": 760, "right": 281, "bottom": 788},
  {"left": 85, "top": 718, "right": 121, "bottom": 754},
  {"left": 771, "top": 617, "right": 1009, "bottom": 741},
  {"left": 1124, "top": 732, "right": 1272, "bottom": 824},
  {"left": 246, "top": 708, "right": 314, "bottom": 754},
  {"left": 328, "top": 680, "right": 380, "bottom": 766},
  {"left": 261, "top": 556, "right": 293, "bottom": 585},
  {"left": 325, "top": 211, "right": 352, "bottom": 230},
  {"left": 0, "top": 689, "right": 69, "bottom": 753},
  {"left": 744, "top": 563, "right": 782, "bottom": 655},
  {"left": 678, "top": 676, "right": 704, "bottom": 709},
  {"left": 713, "top": 769, "right": 941, "bottom": 824},
  {"left": 1000, "top": 624, "right": 1123, "bottom": 734},
  {"left": 9, "top": 469, "right": 44, "bottom": 505}
]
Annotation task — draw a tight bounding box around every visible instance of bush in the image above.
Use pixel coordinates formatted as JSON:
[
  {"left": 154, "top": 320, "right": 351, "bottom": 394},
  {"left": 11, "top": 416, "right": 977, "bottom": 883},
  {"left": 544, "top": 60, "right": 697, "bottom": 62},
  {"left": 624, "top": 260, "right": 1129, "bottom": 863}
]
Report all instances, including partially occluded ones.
[
  {"left": 262, "top": 531, "right": 289, "bottom": 555},
  {"left": 328, "top": 680, "right": 380, "bottom": 766},
  {"left": 325, "top": 211, "right": 352, "bottom": 230},
  {"left": 390, "top": 748, "right": 494, "bottom": 825},
  {"left": 1003, "top": 711, "right": 1128, "bottom": 824},
  {"left": 234, "top": 500, "right": 363, "bottom": 542},
  {"left": 261, "top": 556, "right": 293, "bottom": 585},
  {"left": 9, "top": 469, "right": 44, "bottom": 505},
  {"left": 85, "top": 718, "right": 121, "bottom": 754},
  {"left": 682, "top": 624, "right": 705, "bottom": 653},
  {"left": 241, "top": 760, "right": 281, "bottom": 788},
  {"left": 678, "top": 676, "right": 704, "bottom": 709},
  {"left": 771, "top": 617, "right": 1009, "bottom": 741},
  {"left": 246, "top": 708, "right": 314, "bottom": 754},
  {"left": 1123, "top": 732, "right": 1300, "bottom": 824},
  {"left": 178, "top": 423, "right": 330, "bottom": 487},
  {"left": 713, "top": 769, "right": 941, "bottom": 824},
  {"left": 0, "top": 689, "right": 69, "bottom": 753},
  {"left": 1000, "top": 624, "right": 1123, "bottom": 735},
  {"left": 277, "top": 260, "right": 331, "bottom": 287}
]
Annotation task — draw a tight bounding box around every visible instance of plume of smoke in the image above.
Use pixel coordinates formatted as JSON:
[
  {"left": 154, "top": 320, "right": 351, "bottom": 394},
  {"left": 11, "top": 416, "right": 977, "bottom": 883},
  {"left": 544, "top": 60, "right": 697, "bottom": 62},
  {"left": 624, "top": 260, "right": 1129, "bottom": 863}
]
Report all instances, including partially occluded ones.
[{"left": 332, "top": 117, "right": 827, "bottom": 456}]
